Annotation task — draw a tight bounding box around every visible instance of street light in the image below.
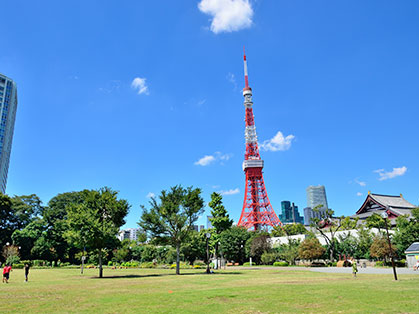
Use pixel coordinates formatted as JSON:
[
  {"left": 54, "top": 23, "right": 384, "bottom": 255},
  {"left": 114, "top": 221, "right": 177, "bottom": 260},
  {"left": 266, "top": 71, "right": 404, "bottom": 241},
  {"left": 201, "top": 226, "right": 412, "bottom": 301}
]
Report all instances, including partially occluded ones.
[
  {"left": 381, "top": 211, "right": 398, "bottom": 281},
  {"left": 205, "top": 233, "right": 211, "bottom": 274}
]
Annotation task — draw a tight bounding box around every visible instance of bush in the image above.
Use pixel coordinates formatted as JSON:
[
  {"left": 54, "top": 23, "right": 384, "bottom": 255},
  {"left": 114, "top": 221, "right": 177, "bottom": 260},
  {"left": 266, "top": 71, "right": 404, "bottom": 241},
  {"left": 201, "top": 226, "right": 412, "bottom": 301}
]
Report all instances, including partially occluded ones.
[
  {"left": 261, "top": 252, "right": 278, "bottom": 265},
  {"left": 32, "top": 260, "right": 47, "bottom": 267},
  {"left": 375, "top": 261, "right": 384, "bottom": 267},
  {"left": 108, "top": 261, "right": 113, "bottom": 266},
  {"left": 169, "top": 262, "right": 191, "bottom": 269},
  {"left": 140, "top": 262, "right": 156, "bottom": 268},
  {"left": 193, "top": 265, "right": 204, "bottom": 269},
  {"left": 273, "top": 261, "right": 289, "bottom": 267},
  {"left": 243, "top": 262, "right": 256, "bottom": 266},
  {"left": 193, "top": 260, "right": 205, "bottom": 266},
  {"left": 12, "top": 263, "right": 24, "bottom": 269}
]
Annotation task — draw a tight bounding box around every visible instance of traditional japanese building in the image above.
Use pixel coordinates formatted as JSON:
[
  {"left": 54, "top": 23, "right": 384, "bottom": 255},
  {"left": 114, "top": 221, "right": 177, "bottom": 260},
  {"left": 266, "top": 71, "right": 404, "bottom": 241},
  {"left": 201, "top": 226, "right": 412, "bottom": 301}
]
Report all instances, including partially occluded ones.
[{"left": 353, "top": 192, "right": 416, "bottom": 223}]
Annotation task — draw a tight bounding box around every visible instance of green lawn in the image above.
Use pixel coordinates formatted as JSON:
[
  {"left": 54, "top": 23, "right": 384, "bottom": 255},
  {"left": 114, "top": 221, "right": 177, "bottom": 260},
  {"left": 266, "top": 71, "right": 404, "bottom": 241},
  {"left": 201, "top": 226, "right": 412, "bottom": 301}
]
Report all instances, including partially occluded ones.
[{"left": 0, "top": 267, "right": 418, "bottom": 313}]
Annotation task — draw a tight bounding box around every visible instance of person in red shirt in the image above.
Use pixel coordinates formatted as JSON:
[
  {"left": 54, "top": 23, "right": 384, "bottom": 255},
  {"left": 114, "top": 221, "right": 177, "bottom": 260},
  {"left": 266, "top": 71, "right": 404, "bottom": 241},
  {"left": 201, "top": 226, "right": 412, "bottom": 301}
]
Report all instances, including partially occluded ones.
[{"left": 3, "top": 264, "right": 11, "bottom": 283}]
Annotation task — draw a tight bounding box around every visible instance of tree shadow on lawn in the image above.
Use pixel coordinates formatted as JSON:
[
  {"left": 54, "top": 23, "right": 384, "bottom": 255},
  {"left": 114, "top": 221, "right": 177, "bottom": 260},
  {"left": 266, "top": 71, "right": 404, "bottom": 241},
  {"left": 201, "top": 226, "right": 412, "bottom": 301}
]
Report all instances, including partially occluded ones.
[{"left": 90, "top": 271, "right": 243, "bottom": 279}]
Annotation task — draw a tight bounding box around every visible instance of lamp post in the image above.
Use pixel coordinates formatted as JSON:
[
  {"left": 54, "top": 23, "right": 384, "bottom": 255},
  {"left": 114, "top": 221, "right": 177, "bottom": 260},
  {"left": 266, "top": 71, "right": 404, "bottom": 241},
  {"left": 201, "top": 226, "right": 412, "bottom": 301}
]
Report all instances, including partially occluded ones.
[
  {"left": 206, "top": 233, "right": 211, "bottom": 274},
  {"left": 381, "top": 211, "right": 398, "bottom": 281}
]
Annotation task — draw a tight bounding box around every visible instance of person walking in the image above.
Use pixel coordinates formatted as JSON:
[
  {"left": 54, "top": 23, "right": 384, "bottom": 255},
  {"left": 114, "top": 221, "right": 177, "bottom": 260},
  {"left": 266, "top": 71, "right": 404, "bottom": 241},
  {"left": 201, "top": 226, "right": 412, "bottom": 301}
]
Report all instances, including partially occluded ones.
[
  {"left": 352, "top": 260, "right": 358, "bottom": 278},
  {"left": 24, "top": 263, "right": 30, "bottom": 282}
]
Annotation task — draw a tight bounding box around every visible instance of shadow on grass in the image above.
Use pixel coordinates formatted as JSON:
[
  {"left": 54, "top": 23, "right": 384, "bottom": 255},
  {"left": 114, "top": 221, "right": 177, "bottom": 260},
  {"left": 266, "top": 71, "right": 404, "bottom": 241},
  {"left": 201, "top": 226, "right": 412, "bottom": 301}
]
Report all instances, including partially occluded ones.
[{"left": 90, "top": 271, "right": 243, "bottom": 279}]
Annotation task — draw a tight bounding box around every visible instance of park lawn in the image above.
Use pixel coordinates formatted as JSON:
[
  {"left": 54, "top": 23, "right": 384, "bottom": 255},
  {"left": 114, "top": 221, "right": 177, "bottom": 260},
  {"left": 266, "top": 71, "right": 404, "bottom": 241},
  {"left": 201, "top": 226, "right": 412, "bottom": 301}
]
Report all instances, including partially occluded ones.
[{"left": 0, "top": 267, "right": 418, "bottom": 313}]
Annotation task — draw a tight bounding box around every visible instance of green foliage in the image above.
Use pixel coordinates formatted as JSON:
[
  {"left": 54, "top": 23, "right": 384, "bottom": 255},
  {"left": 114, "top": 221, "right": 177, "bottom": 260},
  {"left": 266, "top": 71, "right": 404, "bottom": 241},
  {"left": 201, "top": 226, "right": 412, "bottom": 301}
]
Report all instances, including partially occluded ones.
[
  {"left": 0, "top": 193, "right": 15, "bottom": 251},
  {"left": 273, "top": 261, "right": 289, "bottom": 267},
  {"left": 260, "top": 252, "right": 278, "bottom": 265},
  {"left": 208, "top": 192, "right": 233, "bottom": 234},
  {"left": 139, "top": 185, "right": 204, "bottom": 275},
  {"left": 298, "top": 238, "right": 325, "bottom": 261},
  {"left": 393, "top": 209, "right": 419, "bottom": 258},
  {"left": 65, "top": 187, "right": 130, "bottom": 277},
  {"left": 365, "top": 213, "right": 388, "bottom": 231},
  {"left": 242, "top": 262, "right": 255, "bottom": 266},
  {"left": 181, "top": 231, "right": 206, "bottom": 264},
  {"left": 219, "top": 226, "right": 251, "bottom": 264},
  {"left": 2, "top": 244, "right": 20, "bottom": 265},
  {"left": 271, "top": 223, "right": 307, "bottom": 237},
  {"left": 249, "top": 234, "right": 271, "bottom": 264},
  {"left": 370, "top": 236, "right": 396, "bottom": 261},
  {"left": 274, "top": 239, "right": 301, "bottom": 265}
]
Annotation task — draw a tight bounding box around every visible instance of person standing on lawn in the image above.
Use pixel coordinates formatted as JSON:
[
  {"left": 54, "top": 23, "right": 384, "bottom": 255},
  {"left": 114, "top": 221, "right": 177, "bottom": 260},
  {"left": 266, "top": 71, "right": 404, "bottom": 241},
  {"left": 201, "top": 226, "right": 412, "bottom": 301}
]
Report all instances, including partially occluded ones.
[
  {"left": 24, "top": 263, "right": 30, "bottom": 282},
  {"left": 2, "top": 264, "right": 11, "bottom": 283},
  {"left": 352, "top": 260, "right": 358, "bottom": 278}
]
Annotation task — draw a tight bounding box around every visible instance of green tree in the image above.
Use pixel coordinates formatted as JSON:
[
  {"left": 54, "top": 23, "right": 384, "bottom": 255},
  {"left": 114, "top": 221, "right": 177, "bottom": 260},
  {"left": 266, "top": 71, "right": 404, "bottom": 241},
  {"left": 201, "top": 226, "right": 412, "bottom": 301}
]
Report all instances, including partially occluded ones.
[
  {"left": 12, "top": 218, "right": 45, "bottom": 260},
  {"left": 310, "top": 205, "right": 344, "bottom": 262},
  {"left": 138, "top": 185, "right": 204, "bottom": 275},
  {"left": 370, "top": 236, "right": 396, "bottom": 262},
  {"left": 208, "top": 192, "right": 233, "bottom": 262},
  {"left": 274, "top": 239, "right": 301, "bottom": 265},
  {"left": 355, "top": 224, "right": 373, "bottom": 259},
  {"left": 365, "top": 213, "right": 388, "bottom": 232},
  {"left": 10, "top": 194, "right": 44, "bottom": 229},
  {"left": 219, "top": 226, "right": 250, "bottom": 264},
  {"left": 181, "top": 231, "right": 206, "bottom": 265},
  {"left": 298, "top": 238, "right": 325, "bottom": 262},
  {"left": 66, "top": 187, "right": 130, "bottom": 278},
  {"left": 272, "top": 223, "right": 307, "bottom": 237},
  {"left": 393, "top": 208, "right": 419, "bottom": 258},
  {"left": 249, "top": 234, "right": 271, "bottom": 264},
  {"left": 0, "top": 193, "right": 16, "bottom": 252}
]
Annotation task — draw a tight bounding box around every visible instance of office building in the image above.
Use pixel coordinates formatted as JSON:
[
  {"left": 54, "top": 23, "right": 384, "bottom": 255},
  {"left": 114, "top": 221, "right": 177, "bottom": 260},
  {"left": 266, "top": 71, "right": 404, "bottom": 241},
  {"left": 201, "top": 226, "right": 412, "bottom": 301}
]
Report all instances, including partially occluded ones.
[
  {"left": 0, "top": 74, "right": 18, "bottom": 193},
  {"left": 278, "top": 201, "right": 304, "bottom": 224},
  {"left": 207, "top": 216, "right": 213, "bottom": 229},
  {"left": 304, "top": 185, "right": 329, "bottom": 225},
  {"left": 118, "top": 228, "right": 141, "bottom": 241}
]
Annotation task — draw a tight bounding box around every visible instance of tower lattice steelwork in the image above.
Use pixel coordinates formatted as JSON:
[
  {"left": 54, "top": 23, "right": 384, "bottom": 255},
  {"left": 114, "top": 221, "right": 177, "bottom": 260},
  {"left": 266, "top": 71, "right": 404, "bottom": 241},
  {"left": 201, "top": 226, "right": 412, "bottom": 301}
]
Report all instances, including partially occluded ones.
[{"left": 237, "top": 51, "right": 281, "bottom": 230}]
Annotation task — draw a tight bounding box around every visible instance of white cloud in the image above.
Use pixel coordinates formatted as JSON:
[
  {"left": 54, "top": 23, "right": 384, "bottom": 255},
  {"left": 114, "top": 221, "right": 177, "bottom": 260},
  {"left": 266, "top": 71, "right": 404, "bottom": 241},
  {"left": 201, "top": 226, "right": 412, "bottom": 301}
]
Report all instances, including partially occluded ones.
[
  {"left": 146, "top": 192, "right": 155, "bottom": 198},
  {"left": 194, "top": 155, "right": 216, "bottom": 166},
  {"left": 356, "top": 192, "right": 363, "bottom": 196},
  {"left": 131, "top": 77, "right": 149, "bottom": 95},
  {"left": 198, "top": 0, "right": 253, "bottom": 34},
  {"left": 194, "top": 152, "right": 232, "bottom": 166},
  {"left": 354, "top": 179, "right": 366, "bottom": 187},
  {"left": 218, "top": 188, "right": 240, "bottom": 195},
  {"left": 374, "top": 166, "right": 407, "bottom": 181},
  {"left": 260, "top": 131, "right": 295, "bottom": 152}
]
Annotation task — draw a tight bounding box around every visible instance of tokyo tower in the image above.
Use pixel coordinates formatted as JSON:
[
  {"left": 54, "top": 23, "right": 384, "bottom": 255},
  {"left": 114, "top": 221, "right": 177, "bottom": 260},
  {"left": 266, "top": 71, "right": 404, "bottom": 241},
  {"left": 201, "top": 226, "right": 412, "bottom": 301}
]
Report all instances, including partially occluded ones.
[{"left": 237, "top": 50, "right": 282, "bottom": 230}]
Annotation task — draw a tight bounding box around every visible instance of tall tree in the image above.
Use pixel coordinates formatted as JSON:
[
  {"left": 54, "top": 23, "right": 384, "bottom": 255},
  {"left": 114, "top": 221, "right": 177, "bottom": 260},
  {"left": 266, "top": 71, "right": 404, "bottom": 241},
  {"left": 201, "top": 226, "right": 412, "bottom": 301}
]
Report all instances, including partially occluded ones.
[
  {"left": 393, "top": 208, "right": 419, "bottom": 258},
  {"left": 219, "top": 226, "right": 251, "bottom": 264},
  {"left": 208, "top": 192, "right": 233, "bottom": 261},
  {"left": 0, "top": 193, "right": 16, "bottom": 253},
  {"left": 310, "top": 205, "right": 344, "bottom": 262},
  {"left": 66, "top": 187, "right": 130, "bottom": 278},
  {"left": 139, "top": 185, "right": 204, "bottom": 275}
]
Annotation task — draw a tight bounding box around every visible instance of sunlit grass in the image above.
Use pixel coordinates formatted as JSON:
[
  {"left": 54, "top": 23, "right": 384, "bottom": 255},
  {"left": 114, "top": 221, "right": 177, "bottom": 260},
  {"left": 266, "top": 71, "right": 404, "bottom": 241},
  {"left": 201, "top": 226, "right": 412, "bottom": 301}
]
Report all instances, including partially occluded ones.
[{"left": 0, "top": 267, "right": 418, "bottom": 313}]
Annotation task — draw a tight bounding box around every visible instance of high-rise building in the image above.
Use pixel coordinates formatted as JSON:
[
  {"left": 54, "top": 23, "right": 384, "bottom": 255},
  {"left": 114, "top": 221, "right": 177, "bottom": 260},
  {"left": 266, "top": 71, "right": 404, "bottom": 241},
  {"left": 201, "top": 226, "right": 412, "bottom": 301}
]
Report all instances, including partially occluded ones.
[
  {"left": 278, "top": 201, "right": 304, "bottom": 224},
  {"left": 117, "top": 228, "right": 140, "bottom": 241},
  {"left": 304, "top": 185, "right": 329, "bottom": 225},
  {"left": 0, "top": 74, "right": 18, "bottom": 194},
  {"left": 206, "top": 216, "right": 213, "bottom": 229}
]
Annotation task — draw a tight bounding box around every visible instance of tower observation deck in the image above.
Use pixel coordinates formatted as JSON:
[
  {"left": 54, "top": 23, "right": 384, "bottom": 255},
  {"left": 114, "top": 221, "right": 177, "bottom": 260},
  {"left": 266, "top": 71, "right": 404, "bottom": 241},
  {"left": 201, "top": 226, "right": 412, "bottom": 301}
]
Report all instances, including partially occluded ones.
[{"left": 237, "top": 50, "right": 281, "bottom": 230}]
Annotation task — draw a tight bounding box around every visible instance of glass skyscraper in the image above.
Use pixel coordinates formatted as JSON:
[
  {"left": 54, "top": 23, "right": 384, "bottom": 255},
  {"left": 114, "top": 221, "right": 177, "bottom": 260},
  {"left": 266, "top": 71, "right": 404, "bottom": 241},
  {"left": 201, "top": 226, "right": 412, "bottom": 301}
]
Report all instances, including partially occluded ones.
[
  {"left": 0, "top": 74, "right": 18, "bottom": 194},
  {"left": 278, "top": 201, "right": 304, "bottom": 224},
  {"left": 304, "top": 185, "right": 329, "bottom": 225}
]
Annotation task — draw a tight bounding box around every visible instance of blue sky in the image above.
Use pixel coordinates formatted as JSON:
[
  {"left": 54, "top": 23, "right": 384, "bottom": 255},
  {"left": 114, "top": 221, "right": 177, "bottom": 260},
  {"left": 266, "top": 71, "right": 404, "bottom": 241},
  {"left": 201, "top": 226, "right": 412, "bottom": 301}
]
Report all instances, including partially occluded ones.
[{"left": 1, "top": 0, "right": 418, "bottom": 228}]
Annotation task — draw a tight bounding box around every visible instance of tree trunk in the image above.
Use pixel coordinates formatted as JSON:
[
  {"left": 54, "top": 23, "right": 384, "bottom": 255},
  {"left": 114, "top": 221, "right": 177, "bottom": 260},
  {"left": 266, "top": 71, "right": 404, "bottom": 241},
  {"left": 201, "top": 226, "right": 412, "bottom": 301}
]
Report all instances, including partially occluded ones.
[
  {"left": 99, "top": 249, "right": 103, "bottom": 278},
  {"left": 176, "top": 243, "right": 180, "bottom": 275}
]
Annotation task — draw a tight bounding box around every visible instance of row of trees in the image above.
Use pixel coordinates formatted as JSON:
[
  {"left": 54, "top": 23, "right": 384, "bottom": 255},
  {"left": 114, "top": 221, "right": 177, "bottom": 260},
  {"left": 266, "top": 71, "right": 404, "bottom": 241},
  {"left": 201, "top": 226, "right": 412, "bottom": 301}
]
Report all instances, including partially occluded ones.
[{"left": 2, "top": 185, "right": 418, "bottom": 277}]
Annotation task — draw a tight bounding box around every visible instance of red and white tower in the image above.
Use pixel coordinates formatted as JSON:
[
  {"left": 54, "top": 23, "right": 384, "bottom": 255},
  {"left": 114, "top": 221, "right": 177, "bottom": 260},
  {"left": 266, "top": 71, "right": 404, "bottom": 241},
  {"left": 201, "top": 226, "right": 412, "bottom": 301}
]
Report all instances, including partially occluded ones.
[{"left": 237, "top": 50, "right": 282, "bottom": 230}]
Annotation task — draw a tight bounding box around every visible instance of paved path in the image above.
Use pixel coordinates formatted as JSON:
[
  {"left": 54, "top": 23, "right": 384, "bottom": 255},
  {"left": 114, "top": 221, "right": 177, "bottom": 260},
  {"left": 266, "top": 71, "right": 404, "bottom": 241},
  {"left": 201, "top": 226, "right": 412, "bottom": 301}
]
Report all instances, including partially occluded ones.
[
  {"left": 309, "top": 267, "right": 418, "bottom": 275},
  {"left": 229, "top": 266, "right": 419, "bottom": 275}
]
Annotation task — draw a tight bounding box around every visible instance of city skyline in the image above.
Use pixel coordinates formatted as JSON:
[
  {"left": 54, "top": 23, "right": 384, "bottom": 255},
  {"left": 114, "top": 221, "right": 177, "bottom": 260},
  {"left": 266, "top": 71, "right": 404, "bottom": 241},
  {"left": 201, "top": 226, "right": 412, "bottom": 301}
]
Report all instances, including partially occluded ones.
[{"left": 1, "top": 1, "right": 418, "bottom": 229}]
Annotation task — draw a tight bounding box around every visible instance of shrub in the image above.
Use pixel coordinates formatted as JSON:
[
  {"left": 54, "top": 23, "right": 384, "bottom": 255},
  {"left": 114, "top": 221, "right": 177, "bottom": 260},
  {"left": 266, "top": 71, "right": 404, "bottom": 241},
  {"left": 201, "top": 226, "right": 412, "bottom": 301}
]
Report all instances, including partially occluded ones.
[
  {"left": 193, "top": 265, "right": 204, "bottom": 269},
  {"left": 12, "top": 263, "right": 24, "bottom": 269},
  {"left": 243, "top": 262, "right": 256, "bottom": 266},
  {"left": 261, "top": 252, "right": 278, "bottom": 265},
  {"left": 193, "top": 260, "right": 205, "bottom": 266},
  {"left": 169, "top": 262, "right": 191, "bottom": 269},
  {"left": 140, "top": 262, "right": 156, "bottom": 268},
  {"left": 273, "top": 261, "right": 289, "bottom": 267},
  {"left": 108, "top": 261, "right": 113, "bottom": 266},
  {"left": 375, "top": 261, "right": 384, "bottom": 267}
]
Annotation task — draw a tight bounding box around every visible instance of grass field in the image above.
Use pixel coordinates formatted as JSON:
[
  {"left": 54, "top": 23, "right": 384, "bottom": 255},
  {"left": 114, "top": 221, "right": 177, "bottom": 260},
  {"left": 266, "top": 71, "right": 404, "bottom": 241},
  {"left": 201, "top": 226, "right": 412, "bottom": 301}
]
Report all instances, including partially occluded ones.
[{"left": 0, "top": 267, "right": 418, "bottom": 313}]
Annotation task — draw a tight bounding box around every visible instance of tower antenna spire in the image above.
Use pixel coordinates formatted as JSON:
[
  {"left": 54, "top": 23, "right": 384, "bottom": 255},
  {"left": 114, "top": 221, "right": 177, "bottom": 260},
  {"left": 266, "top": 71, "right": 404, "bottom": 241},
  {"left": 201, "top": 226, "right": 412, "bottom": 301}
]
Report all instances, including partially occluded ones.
[{"left": 243, "top": 46, "right": 249, "bottom": 90}]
